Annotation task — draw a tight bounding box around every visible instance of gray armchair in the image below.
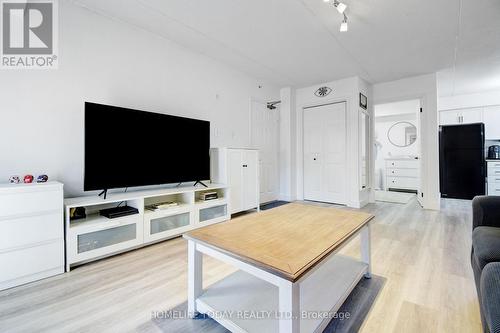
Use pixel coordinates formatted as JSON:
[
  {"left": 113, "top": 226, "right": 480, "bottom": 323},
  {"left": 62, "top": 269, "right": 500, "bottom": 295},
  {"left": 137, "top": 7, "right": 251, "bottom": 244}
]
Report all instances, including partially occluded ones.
[{"left": 472, "top": 196, "right": 500, "bottom": 333}]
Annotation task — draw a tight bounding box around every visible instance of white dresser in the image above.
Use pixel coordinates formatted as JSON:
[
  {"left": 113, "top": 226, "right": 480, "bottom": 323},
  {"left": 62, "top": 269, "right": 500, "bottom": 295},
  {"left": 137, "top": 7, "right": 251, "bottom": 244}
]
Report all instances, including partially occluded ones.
[
  {"left": 385, "top": 157, "right": 419, "bottom": 192},
  {"left": 487, "top": 160, "right": 500, "bottom": 196},
  {"left": 0, "top": 182, "right": 64, "bottom": 290}
]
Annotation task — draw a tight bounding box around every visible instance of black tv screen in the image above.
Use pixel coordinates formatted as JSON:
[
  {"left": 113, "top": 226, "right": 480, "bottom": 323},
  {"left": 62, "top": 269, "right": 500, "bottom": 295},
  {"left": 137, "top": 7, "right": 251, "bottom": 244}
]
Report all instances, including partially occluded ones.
[{"left": 84, "top": 102, "right": 210, "bottom": 191}]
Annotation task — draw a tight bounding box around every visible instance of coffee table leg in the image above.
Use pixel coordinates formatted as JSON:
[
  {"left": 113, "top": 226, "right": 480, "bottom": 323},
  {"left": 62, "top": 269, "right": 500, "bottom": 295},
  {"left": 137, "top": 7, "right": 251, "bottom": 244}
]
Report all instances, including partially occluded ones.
[
  {"left": 361, "top": 223, "right": 372, "bottom": 279},
  {"left": 188, "top": 240, "right": 202, "bottom": 318},
  {"left": 278, "top": 279, "right": 300, "bottom": 333}
]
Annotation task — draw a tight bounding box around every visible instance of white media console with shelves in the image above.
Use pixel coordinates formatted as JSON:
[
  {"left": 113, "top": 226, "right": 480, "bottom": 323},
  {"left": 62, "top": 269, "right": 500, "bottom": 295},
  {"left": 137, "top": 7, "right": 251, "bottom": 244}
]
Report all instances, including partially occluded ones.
[{"left": 64, "top": 184, "right": 229, "bottom": 271}]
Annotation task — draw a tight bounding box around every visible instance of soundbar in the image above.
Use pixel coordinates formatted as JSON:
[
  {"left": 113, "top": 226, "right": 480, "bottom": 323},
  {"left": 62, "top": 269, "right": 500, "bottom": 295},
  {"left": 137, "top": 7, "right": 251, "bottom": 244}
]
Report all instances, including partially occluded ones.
[{"left": 99, "top": 206, "right": 139, "bottom": 219}]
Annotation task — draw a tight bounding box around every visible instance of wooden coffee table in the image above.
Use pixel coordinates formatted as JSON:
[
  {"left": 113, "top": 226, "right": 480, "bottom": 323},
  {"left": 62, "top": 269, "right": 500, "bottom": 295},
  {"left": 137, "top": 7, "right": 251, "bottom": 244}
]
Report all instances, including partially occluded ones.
[{"left": 183, "top": 203, "right": 374, "bottom": 333}]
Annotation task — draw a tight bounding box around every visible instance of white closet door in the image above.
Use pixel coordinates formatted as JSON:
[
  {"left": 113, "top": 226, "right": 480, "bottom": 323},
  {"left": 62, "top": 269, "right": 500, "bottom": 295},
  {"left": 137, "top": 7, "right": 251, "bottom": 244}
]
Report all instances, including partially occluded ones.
[
  {"left": 228, "top": 150, "right": 243, "bottom": 214},
  {"left": 304, "top": 107, "right": 324, "bottom": 201},
  {"left": 242, "top": 150, "right": 259, "bottom": 210},
  {"left": 304, "top": 102, "right": 347, "bottom": 204}
]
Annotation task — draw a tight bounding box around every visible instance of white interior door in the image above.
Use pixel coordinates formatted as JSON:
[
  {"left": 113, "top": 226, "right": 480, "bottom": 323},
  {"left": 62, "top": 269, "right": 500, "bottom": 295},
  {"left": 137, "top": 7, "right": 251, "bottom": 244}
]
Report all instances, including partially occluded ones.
[
  {"left": 304, "top": 102, "right": 347, "bottom": 204},
  {"left": 251, "top": 100, "right": 280, "bottom": 204}
]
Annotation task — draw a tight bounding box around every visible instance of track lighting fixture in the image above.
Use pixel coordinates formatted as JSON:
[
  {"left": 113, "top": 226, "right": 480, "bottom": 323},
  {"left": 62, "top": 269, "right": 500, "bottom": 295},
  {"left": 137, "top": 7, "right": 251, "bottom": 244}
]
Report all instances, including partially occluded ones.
[
  {"left": 340, "top": 17, "right": 348, "bottom": 32},
  {"left": 324, "top": 0, "right": 349, "bottom": 32},
  {"left": 335, "top": 1, "right": 347, "bottom": 14}
]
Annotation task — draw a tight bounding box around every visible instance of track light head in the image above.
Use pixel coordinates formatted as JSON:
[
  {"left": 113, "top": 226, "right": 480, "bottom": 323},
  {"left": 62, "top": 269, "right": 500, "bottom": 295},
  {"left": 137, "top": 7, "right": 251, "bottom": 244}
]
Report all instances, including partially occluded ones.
[
  {"left": 340, "top": 18, "right": 348, "bottom": 32},
  {"left": 335, "top": 2, "right": 347, "bottom": 14}
]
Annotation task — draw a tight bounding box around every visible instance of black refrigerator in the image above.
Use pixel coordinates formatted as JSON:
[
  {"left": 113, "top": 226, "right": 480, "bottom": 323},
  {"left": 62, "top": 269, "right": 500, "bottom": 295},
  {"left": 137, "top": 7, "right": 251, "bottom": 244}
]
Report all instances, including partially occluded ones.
[{"left": 439, "top": 123, "right": 485, "bottom": 199}]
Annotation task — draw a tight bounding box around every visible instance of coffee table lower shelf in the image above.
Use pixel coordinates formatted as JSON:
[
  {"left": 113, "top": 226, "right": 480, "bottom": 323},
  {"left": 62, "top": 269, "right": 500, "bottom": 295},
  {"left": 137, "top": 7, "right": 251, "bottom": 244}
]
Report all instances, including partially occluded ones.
[{"left": 196, "top": 255, "right": 369, "bottom": 333}]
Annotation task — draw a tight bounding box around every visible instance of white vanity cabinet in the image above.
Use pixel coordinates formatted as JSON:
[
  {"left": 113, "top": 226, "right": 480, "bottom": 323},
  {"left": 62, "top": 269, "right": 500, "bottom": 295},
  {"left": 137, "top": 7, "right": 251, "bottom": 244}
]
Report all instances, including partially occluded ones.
[{"left": 385, "top": 158, "right": 419, "bottom": 192}]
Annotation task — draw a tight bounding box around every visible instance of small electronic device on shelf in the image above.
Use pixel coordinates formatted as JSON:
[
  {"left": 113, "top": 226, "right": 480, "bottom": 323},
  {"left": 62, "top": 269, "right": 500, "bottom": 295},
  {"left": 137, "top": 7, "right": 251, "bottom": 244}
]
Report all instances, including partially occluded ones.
[
  {"left": 99, "top": 206, "right": 139, "bottom": 219},
  {"left": 145, "top": 201, "right": 179, "bottom": 211},
  {"left": 199, "top": 191, "right": 218, "bottom": 201}
]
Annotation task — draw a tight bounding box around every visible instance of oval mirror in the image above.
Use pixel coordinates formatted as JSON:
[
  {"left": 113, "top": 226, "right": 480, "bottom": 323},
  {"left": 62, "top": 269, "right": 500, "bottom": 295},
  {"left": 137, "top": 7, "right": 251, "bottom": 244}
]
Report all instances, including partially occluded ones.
[{"left": 387, "top": 121, "right": 417, "bottom": 147}]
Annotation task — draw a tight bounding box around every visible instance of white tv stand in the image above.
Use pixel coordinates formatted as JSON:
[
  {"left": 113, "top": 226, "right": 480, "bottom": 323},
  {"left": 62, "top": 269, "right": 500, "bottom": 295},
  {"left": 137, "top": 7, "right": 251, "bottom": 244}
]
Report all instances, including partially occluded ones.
[{"left": 64, "top": 184, "right": 229, "bottom": 271}]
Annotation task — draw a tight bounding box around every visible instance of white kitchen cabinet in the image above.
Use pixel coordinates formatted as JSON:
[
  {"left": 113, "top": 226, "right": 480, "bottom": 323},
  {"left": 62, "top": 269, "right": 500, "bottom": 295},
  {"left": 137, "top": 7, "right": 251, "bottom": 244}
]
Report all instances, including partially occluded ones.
[
  {"left": 461, "top": 108, "right": 483, "bottom": 124},
  {"left": 484, "top": 106, "right": 500, "bottom": 140},
  {"left": 440, "top": 110, "right": 461, "bottom": 125},
  {"left": 211, "top": 148, "right": 260, "bottom": 214},
  {"left": 439, "top": 108, "right": 483, "bottom": 125}
]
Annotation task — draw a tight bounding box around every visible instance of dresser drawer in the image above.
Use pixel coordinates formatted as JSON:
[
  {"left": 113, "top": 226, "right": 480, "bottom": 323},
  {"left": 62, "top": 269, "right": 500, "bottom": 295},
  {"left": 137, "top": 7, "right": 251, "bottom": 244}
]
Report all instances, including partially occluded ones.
[
  {"left": 0, "top": 213, "right": 62, "bottom": 251},
  {"left": 386, "top": 177, "right": 418, "bottom": 190},
  {"left": 488, "top": 183, "right": 500, "bottom": 196},
  {"left": 487, "top": 161, "right": 500, "bottom": 169},
  {"left": 488, "top": 167, "right": 500, "bottom": 178},
  {"left": 489, "top": 174, "right": 500, "bottom": 183},
  {"left": 387, "top": 168, "right": 418, "bottom": 178},
  {"left": 385, "top": 160, "right": 419, "bottom": 169},
  {"left": 0, "top": 190, "right": 62, "bottom": 217},
  {"left": 0, "top": 240, "right": 63, "bottom": 283}
]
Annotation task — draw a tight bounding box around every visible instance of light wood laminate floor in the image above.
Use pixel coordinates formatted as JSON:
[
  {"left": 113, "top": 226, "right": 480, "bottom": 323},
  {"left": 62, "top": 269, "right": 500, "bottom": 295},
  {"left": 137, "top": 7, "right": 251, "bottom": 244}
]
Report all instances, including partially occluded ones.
[{"left": 0, "top": 199, "right": 482, "bottom": 333}]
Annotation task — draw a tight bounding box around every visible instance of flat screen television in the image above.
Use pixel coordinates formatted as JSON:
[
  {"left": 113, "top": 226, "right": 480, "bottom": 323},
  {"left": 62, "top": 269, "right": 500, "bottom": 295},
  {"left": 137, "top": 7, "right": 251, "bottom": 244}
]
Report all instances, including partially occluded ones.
[{"left": 84, "top": 102, "right": 210, "bottom": 191}]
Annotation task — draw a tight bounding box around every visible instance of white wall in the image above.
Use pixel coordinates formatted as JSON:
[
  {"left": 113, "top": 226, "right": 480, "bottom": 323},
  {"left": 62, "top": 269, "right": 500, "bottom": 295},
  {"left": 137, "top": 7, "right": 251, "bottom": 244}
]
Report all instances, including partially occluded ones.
[
  {"left": 279, "top": 87, "right": 296, "bottom": 201},
  {"left": 293, "top": 76, "right": 373, "bottom": 208},
  {"left": 0, "top": 2, "right": 279, "bottom": 197},
  {"left": 439, "top": 90, "right": 500, "bottom": 110},
  {"left": 373, "top": 74, "right": 440, "bottom": 210}
]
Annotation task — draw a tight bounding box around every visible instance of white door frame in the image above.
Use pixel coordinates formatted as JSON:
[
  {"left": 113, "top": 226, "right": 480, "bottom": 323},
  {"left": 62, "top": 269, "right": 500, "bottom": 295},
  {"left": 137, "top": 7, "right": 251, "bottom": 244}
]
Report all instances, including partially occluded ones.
[
  {"left": 301, "top": 99, "right": 349, "bottom": 205},
  {"left": 372, "top": 95, "right": 425, "bottom": 207}
]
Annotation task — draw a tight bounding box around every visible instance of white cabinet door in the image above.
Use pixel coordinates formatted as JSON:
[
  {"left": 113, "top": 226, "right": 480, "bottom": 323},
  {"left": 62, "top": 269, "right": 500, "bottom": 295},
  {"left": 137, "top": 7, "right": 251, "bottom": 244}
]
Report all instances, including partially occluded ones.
[
  {"left": 484, "top": 106, "right": 500, "bottom": 140},
  {"left": 439, "top": 110, "right": 460, "bottom": 125},
  {"left": 228, "top": 150, "right": 243, "bottom": 214},
  {"left": 461, "top": 108, "right": 483, "bottom": 124},
  {"left": 304, "top": 102, "right": 347, "bottom": 204},
  {"left": 242, "top": 150, "right": 259, "bottom": 211}
]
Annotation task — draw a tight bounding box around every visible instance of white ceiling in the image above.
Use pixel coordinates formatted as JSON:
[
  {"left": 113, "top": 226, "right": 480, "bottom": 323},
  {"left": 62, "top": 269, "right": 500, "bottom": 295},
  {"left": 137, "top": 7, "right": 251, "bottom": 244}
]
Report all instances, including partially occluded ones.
[{"left": 71, "top": 0, "right": 500, "bottom": 90}]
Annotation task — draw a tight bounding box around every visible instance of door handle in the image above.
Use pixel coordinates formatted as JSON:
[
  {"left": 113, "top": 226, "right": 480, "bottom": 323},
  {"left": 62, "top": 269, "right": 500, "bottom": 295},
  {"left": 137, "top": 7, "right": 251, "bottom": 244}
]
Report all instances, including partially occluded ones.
[
  {"left": 242, "top": 165, "right": 248, "bottom": 168},
  {"left": 313, "top": 158, "right": 317, "bottom": 161}
]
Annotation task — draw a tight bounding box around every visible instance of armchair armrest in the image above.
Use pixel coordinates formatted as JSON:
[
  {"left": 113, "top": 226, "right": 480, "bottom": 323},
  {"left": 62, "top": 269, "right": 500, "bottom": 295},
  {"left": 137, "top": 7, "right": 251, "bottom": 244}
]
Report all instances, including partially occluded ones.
[
  {"left": 480, "top": 263, "right": 500, "bottom": 333},
  {"left": 473, "top": 196, "right": 500, "bottom": 230}
]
